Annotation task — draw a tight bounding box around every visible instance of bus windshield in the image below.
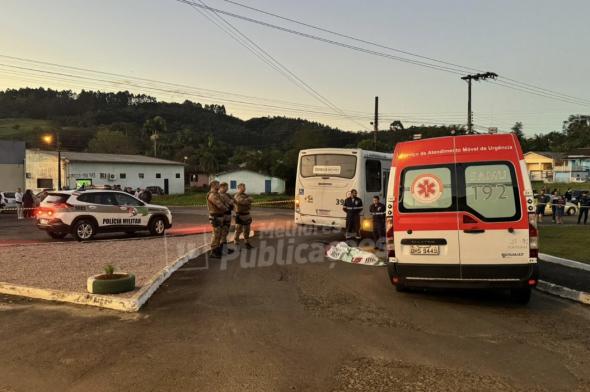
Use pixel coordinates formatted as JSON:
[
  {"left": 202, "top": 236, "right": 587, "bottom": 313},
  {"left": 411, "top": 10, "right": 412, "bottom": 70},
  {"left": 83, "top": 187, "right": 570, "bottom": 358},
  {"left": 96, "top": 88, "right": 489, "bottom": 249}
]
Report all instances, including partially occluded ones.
[{"left": 300, "top": 154, "right": 357, "bottom": 179}]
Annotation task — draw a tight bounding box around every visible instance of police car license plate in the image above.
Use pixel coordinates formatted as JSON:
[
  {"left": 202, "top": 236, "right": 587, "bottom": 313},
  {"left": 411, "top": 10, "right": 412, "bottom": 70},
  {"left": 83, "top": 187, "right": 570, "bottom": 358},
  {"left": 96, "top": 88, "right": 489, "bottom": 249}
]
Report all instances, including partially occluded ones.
[
  {"left": 39, "top": 218, "right": 49, "bottom": 224},
  {"left": 410, "top": 245, "right": 440, "bottom": 255}
]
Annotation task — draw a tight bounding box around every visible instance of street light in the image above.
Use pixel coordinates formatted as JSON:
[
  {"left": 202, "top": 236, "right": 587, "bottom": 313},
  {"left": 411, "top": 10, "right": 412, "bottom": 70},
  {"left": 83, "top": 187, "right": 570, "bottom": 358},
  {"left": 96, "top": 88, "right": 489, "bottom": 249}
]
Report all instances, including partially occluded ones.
[{"left": 42, "top": 131, "right": 61, "bottom": 190}]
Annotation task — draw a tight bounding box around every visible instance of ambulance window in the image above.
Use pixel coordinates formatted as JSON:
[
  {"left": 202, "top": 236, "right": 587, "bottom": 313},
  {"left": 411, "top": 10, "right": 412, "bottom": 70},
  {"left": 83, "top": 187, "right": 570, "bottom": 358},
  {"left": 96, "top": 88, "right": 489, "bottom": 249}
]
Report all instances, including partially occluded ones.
[
  {"left": 464, "top": 163, "right": 518, "bottom": 220},
  {"left": 401, "top": 167, "right": 454, "bottom": 211},
  {"left": 365, "top": 160, "right": 381, "bottom": 192}
]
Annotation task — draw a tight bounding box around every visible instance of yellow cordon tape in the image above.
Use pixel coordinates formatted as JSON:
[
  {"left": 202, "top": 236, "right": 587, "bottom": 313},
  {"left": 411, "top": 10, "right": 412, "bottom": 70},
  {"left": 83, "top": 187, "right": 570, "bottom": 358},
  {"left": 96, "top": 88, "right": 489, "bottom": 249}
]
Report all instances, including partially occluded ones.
[{"left": 0, "top": 200, "right": 295, "bottom": 212}]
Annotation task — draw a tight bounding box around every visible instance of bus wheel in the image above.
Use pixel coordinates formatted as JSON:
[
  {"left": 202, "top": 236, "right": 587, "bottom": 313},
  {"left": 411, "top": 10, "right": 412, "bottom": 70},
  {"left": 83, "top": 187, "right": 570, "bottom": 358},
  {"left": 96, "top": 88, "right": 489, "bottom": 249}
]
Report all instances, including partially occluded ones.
[{"left": 510, "top": 287, "right": 531, "bottom": 304}]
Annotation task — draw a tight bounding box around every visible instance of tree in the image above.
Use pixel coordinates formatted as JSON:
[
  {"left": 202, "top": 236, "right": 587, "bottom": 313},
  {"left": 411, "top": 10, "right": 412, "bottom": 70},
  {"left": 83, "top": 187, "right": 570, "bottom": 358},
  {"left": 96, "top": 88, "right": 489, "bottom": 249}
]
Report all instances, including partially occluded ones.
[
  {"left": 87, "top": 129, "right": 138, "bottom": 154},
  {"left": 389, "top": 120, "right": 404, "bottom": 131},
  {"left": 511, "top": 122, "right": 527, "bottom": 150}
]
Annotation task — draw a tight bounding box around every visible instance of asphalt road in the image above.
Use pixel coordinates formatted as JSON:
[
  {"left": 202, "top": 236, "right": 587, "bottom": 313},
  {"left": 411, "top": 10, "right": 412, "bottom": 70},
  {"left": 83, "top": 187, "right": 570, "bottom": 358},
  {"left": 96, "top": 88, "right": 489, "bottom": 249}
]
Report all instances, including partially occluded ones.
[
  {"left": 0, "top": 225, "right": 589, "bottom": 391},
  {"left": 0, "top": 207, "right": 291, "bottom": 245}
]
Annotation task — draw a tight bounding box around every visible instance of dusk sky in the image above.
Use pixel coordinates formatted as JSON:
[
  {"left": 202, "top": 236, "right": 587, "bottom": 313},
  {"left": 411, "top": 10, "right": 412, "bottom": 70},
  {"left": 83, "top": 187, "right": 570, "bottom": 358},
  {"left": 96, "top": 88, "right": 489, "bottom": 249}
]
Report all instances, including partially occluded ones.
[{"left": 1, "top": 0, "right": 589, "bottom": 135}]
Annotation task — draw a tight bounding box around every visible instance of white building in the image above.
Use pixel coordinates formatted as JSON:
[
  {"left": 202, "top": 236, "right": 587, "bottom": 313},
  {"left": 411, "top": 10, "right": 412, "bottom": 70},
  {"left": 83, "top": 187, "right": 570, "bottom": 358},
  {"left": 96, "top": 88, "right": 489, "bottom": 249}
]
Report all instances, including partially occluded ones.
[
  {"left": 25, "top": 150, "right": 185, "bottom": 194},
  {"left": 214, "top": 170, "right": 285, "bottom": 194},
  {"left": 0, "top": 140, "right": 25, "bottom": 191}
]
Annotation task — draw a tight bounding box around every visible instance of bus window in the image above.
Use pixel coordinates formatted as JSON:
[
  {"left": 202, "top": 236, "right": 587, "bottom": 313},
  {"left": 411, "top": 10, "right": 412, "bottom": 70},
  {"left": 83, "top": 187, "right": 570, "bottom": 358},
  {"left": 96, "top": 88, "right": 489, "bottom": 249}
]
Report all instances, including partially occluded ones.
[
  {"left": 365, "top": 160, "right": 381, "bottom": 192},
  {"left": 300, "top": 154, "right": 357, "bottom": 179}
]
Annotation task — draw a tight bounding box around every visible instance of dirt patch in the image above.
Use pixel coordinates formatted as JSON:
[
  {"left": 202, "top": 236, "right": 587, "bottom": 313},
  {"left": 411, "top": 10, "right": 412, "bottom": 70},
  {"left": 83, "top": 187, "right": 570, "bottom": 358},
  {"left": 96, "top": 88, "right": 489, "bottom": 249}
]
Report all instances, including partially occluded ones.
[{"left": 330, "top": 357, "right": 531, "bottom": 392}]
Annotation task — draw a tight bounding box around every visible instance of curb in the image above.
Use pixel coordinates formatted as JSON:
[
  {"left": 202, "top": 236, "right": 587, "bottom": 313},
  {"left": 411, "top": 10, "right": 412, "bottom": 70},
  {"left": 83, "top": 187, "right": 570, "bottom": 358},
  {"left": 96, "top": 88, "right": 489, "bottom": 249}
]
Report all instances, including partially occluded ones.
[
  {"left": 0, "top": 243, "right": 210, "bottom": 312},
  {"left": 0, "top": 230, "right": 255, "bottom": 312},
  {"left": 539, "top": 253, "right": 590, "bottom": 272},
  {"left": 536, "top": 280, "right": 590, "bottom": 305}
]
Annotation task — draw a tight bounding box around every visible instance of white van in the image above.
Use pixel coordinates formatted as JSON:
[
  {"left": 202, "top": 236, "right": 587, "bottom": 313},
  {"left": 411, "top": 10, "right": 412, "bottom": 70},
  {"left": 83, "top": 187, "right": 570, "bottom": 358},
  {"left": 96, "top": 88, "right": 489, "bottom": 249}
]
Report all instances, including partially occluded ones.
[{"left": 385, "top": 134, "right": 538, "bottom": 303}]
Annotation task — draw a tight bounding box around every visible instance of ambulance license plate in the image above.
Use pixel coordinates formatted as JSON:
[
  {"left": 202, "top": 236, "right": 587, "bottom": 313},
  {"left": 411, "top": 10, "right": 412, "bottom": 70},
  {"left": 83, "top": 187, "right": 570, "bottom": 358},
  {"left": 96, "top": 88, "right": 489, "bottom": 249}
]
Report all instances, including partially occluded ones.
[{"left": 410, "top": 245, "right": 440, "bottom": 255}]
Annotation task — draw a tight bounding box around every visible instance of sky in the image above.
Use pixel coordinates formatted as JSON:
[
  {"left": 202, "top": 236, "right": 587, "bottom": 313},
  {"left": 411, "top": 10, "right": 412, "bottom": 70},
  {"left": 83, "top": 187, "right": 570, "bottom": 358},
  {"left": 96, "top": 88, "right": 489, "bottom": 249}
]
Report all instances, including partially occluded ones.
[{"left": 0, "top": 0, "right": 589, "bottom": 135}]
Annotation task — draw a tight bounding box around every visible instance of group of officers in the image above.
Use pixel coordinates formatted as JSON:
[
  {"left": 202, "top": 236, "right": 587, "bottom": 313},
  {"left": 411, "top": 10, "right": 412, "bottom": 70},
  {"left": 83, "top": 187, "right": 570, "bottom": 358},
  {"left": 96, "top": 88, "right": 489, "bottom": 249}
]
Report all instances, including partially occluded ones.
[
  {"left": 343, "top": 189, "right": 386, "bottom": 248},
  {"left": 206, "top": 183, "right": 386, "bottom": 256},
  {"left": 206, "top": 180, "right": 254, "bottom": 258}
]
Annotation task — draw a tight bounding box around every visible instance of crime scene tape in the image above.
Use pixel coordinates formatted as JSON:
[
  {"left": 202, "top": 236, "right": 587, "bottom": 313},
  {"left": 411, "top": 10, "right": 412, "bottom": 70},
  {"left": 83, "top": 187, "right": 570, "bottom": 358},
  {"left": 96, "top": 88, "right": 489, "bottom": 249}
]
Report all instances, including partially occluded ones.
[{"left": 0, "top": 199, "right": 296, "bottom": 213}]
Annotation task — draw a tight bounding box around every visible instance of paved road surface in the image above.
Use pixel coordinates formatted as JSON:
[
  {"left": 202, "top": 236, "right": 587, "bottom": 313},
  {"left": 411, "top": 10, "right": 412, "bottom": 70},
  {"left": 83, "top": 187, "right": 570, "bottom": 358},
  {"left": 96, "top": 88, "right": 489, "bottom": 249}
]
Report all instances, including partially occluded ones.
[
  {"left": 0, "top": 207, "right": 292, "bottom": 245},
  {"left": 0, "top": 225, "right": 589, "bottom": 391}
]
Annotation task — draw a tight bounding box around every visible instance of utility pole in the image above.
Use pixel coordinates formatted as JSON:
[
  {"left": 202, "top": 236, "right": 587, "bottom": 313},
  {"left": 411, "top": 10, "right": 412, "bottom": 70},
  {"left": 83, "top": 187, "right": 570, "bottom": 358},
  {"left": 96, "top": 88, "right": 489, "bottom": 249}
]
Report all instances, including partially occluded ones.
[
  {"left": 461, "top": 72, "right": 497, "bottom": 133},
  {"left": 373, "top": 96, "right": 378, "bottom": 150},
  {"left": 56, "top": 131, "right": 61, "bottom": 190}
]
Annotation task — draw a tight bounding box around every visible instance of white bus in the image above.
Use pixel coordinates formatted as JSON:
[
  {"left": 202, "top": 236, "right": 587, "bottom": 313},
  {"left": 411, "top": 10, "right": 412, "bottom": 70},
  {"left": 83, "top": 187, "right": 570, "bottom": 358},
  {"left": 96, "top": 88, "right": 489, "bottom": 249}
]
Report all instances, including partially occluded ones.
[{"left": 294, "top": 148, "right": 393, "bottom": 233}]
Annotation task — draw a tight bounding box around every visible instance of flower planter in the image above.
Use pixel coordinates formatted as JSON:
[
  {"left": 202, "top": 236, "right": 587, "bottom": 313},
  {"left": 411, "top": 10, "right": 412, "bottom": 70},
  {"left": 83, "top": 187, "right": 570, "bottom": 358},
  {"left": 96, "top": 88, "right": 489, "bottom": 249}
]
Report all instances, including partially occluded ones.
[{"left": 87, "top": 273, "right": 135, "bottom": 294}]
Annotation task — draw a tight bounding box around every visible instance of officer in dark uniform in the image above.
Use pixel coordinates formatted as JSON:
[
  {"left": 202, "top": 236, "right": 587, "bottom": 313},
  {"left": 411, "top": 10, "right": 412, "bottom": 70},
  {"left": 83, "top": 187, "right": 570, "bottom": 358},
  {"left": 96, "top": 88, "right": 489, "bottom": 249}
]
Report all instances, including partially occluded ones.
[
  {"left": 578, "top": 191, "right": 589, "bottom": 225},
  {"left": 369, "top": 195, "right": 386, "bottom": 249},
  {"left": 343, "top": 189, "right": 363, "bottom": 240}
]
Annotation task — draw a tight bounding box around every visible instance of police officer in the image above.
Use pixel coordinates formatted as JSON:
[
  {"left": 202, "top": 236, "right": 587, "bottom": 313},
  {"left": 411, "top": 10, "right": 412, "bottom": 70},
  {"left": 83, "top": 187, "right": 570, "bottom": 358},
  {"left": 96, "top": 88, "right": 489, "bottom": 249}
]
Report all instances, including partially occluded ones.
[
  {"left": 369, "top": 195, "right": 386, "bottom": 249},
  {"left": 234, "top": 183, "right": 254, "bottom": 249},
  {"left": 207, "top": 180, "right": 228, "bottom": 258},
  {"left": 218, "top": 182, "right": 235, "bottom": 254},
  {"left": 343, "top": 189, "right": 363, "bottom": 240}
]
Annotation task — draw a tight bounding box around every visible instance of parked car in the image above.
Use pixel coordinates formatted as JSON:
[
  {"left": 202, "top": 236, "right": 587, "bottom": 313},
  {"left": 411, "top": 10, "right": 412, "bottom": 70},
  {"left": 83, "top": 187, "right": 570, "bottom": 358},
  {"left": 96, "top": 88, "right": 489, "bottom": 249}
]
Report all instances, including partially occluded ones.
[
  {"left": 36, "top": 189, "right": 172, "bottom": 241},
  {"left": 0, "top": 191, "right": 17, "bottom": 212},
  {"left": 146, "top": 186, "right": 165, "bottom": 195},
  {"left": 544, "top": 202, "right": 578, "bottom": 216}
]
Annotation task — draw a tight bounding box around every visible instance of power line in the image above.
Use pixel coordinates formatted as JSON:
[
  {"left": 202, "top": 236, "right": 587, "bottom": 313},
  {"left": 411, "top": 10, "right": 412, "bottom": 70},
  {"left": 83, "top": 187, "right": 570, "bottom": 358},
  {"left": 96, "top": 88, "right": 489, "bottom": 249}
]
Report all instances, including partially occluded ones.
[
  {"left": 179, "top": 0, "right": 370, "bottom": 130},
  {"left": 178, "top": 0, "right": 590, "bottom": 107}
]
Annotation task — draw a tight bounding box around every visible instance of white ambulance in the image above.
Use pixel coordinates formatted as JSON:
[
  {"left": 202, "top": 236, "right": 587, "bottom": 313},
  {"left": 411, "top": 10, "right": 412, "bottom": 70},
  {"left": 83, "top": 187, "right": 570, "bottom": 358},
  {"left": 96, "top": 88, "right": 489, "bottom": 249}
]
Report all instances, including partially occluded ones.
[{"left": 385, "top": 133, "right": 538, "bottom": 303}]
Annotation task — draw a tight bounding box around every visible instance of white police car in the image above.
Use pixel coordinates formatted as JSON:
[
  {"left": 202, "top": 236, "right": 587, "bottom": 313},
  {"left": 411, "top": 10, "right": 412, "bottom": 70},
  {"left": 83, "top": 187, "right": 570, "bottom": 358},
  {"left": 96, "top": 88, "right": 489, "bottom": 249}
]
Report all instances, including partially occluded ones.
[{"left": 36, "top": 190, "right": 172, "bottom": 241}]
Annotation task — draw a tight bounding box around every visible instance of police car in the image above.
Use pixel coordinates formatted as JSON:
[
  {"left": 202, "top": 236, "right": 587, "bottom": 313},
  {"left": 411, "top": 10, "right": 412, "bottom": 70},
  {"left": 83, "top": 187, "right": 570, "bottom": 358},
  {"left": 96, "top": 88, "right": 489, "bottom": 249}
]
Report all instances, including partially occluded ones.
[{"left": 36, "top": 190, "right": 172, "bottom": 241}]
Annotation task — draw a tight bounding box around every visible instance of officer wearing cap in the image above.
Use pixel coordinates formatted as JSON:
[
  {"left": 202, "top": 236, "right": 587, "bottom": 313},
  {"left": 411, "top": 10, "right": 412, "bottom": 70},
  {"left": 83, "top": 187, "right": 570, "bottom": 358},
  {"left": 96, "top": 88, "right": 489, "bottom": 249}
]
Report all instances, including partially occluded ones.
[
  {"left": 218, "top": 182, "right": 235, "bottom": 254},
  {"left": 234, "top": 183, "right": 254, "bottom": 249},
  {"left": 207, "top": 180, "right": 228, "bottom": 258}
]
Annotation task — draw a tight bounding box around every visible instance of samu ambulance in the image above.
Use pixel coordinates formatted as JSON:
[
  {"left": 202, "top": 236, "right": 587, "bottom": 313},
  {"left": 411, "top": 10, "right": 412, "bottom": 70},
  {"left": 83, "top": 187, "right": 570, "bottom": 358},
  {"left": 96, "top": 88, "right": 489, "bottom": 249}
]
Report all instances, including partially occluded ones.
[{"left": 385, "top": 133, "right": 538, "bottom": 303}]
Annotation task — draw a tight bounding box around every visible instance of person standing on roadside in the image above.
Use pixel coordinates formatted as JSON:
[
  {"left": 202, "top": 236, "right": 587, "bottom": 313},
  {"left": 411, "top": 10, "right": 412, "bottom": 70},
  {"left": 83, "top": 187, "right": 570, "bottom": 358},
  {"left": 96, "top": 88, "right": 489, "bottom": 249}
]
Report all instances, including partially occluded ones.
[
  {"left": 22, "top": 189, "right": 34, "bottom": 218},
  {"left": 550, "top": 189, "right": 559, "bottom": 223},
  {"left": 556, "top": 193, "right": 565, "bottom": 224},
  {"left": 234, "top": 183, "right": 254, "bottom": 249},
  {"left": 343, "top": 189, "right": 363, "bottom": 240},
  {"left": 218, "top": 182, "right": 235, "bottom": 254},
  {"left": 14, "top": 187, "right": 23, "bottom": 220},
  {"left": 139, "top": 188, "right": 152, "bottom": 204},
  {"left": 207, "top": 180, "right": 228, "bottom": 258},
  {"left": 536, "top": 190, "right": 549, "bottom": 223},
  {"left": 578, "top": 191, "right": 589, "bottom": 225},
  {"left": 369, "top": 195, "right": 386, "bottom": 249},
  {"left": 565, "top": 188, "right": 573, "bottom": 202}
]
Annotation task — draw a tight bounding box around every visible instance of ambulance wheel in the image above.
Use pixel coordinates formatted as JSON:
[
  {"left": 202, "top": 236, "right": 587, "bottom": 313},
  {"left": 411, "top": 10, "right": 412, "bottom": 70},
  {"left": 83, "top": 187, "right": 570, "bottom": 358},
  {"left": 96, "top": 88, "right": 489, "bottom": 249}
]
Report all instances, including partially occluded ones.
[
  {"left": 47, "top": 231, "right": 67, "bottom": 239},
  {"left": 149, "top": 216, "right": 166, "bottom": 236},
  {"left": 510, "top": 287, "right": 531, "bottom": 304},
  {"left": 72, "top": 219, "right": 96, "bottom": 241}
]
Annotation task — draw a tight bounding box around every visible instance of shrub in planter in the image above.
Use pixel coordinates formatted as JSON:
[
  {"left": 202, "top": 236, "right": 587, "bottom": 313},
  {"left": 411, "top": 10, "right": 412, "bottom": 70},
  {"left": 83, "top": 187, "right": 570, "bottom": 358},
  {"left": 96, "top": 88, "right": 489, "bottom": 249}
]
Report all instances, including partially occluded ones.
[{"left": 87, "top": 264, "right": 135, "bottom": 294}]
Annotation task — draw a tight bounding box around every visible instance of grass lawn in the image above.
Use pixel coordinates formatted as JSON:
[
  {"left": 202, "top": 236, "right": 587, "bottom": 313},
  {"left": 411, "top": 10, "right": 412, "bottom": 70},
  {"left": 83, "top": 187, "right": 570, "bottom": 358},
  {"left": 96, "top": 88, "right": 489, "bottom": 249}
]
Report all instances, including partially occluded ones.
[
  {"left": 0, "top": 118, "right": 55, "bottom": 138},
  {"left": 540, "top": 224, "right": 590, "bottom": 263},
  {"left": 153, "top": 192, "right": 293, "bottom": 208}
]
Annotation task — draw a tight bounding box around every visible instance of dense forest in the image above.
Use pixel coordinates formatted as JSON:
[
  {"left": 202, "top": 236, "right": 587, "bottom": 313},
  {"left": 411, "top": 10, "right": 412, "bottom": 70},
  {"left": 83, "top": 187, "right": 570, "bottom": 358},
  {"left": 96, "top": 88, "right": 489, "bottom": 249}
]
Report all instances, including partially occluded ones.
[{"left": 0, "top": 88, "right": 588, "bottom": 191}]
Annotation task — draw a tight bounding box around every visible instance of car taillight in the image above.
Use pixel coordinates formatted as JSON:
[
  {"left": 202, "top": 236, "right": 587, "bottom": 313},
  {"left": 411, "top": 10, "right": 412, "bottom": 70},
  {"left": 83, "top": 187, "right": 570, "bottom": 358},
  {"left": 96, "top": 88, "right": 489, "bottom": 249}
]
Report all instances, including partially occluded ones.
[
  {"left": 295, "top": 199, "right": 300, "bottom": 213},
  {"left": 528, "top": 213, "right": 538, "bottom": 258},
  {"left": 386, "top": 216, "right": 395, "bottom": 258}
]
